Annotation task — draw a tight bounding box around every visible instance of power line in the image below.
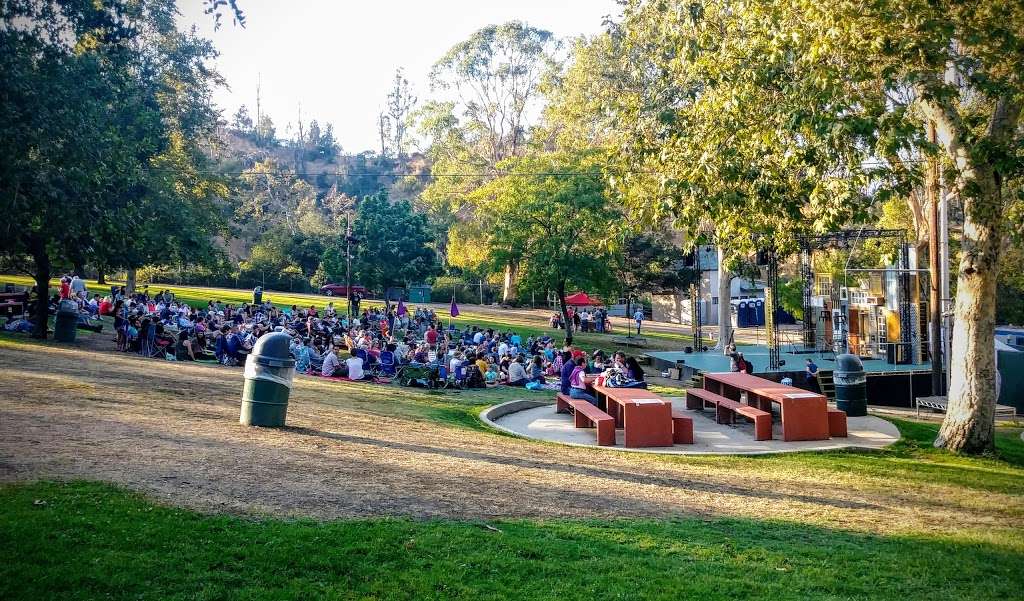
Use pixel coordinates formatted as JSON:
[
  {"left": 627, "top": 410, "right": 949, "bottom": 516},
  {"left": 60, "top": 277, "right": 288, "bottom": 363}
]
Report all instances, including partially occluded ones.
[{"left": 142, "top": 157, "right": 929, "bottom": 179}]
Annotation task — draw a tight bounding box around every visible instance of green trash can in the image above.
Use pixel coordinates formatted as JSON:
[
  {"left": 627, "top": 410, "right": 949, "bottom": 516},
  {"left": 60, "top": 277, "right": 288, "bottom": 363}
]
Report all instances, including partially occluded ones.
[
  {"left": 253, "top": 286, "right": 263, "bottom": 306},
  {"left": 54, "top": 299, "right": 79, "bottom": 343},
  {"left": 240, "top": 332, "right": 295, "bottom": 427},
  {"left": 834, "top": 353, "right": 867, "bottom": 417}
]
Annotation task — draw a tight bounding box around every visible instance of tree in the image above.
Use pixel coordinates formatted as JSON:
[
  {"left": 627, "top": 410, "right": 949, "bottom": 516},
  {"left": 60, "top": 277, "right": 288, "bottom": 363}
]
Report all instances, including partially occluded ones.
[
  {"left": 380, "top": 68, "right": 417, "bottom": 158},
  {"left": 420, "top": 22, "right": 561, "bottom": 298},
  {"left": 617, "top": 234, "right": 697, "bottom": 297},
  {"left": 602, "top": 0, "right": 1023, "bottom": 453},
  {"left": 232, "top": 105, "right": 254, "bottom": 135},
  {"left": 469, "top": 152, "right": 618, "bottom": 344},
  {"left": 351, "top": 191, "right": 438, "bottom": 291},
  {"left": 0, "top": 0, "right": 225, "bottom": 337}
]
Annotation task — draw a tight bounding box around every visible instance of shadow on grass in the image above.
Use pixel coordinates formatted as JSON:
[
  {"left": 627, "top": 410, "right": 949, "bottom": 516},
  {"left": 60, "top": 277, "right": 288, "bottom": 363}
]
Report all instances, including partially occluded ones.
[
  {"left": 283, "top": 425, "right": 881, "bottom": 511},
  {"left": 1, "top": 481, "right": 1021, "bottom": 601}
]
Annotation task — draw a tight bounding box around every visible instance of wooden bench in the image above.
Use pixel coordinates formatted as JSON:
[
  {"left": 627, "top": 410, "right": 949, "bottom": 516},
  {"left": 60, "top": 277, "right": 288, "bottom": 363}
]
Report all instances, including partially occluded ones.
[
  {"left": 556, "top": 393, "right": 615, "bottom": 446},
  {"left": 686, "top": 388, "right": 772, "bottom": 441},
  {"left": 671, "top": 410, "right": 694, "bottom": 444},
  {"left": 827, "top": 408, "right": 848, "bottom": 437}
]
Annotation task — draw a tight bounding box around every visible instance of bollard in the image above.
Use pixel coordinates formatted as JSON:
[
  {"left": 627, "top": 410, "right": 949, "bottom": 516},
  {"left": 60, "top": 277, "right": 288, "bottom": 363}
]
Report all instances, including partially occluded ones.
[{"left": 240, "top": 332, "right": 295, "bottom": 427}]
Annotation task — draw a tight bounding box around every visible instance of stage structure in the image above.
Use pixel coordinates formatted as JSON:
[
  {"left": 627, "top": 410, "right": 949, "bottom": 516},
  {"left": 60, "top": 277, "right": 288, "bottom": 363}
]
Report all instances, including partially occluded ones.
[{"left": 793, "top": 229, "right": 925, "bottom": 366}]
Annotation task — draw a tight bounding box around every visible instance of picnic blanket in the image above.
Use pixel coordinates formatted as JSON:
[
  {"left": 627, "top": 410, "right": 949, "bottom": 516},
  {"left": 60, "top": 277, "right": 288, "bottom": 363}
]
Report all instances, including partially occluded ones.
[{"left": 301, "top": 371, "right": 392, "bottom": 385}]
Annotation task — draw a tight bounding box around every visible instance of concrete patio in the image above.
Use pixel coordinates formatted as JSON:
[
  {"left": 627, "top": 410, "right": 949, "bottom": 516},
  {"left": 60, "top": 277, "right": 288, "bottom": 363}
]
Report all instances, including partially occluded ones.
[{"left": 482, "top": 398, "right": 901, "bottom": 455}]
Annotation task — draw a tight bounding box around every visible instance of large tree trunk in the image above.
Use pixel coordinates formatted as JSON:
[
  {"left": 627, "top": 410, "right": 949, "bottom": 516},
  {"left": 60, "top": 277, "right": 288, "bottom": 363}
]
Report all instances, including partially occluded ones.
[
  {"left": 125, "top": 268, "right": 137, "bottom": 296},
  {"left": 935, "top": 164, "right": 1001, "bottom": 453},
  {"left": 28, "top": 238, "right": 51, "bottom": 340},
  {"left": 502, "top": 260, "right": 519, "bottom": 304},
  {"left": 97, "top": 268, "right": 106, "bottom": 285},
  {"left": 715, "top": 246, "right": 732, "bottom": 350},
  {"left": 925, "top": 95, "right": 1020, "bottom": 454},
  {"left": 556, "top": 279, "right": 572, "bottom": 346}
]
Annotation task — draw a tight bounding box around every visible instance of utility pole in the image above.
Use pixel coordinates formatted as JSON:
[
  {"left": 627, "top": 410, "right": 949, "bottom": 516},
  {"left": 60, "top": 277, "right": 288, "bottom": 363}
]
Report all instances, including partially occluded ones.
[
  {"left": 927, "top": 121, "right": 944, "bottom": 396},
  {"left": 346, "top": 211, "right": 352, "bottom": 318}
]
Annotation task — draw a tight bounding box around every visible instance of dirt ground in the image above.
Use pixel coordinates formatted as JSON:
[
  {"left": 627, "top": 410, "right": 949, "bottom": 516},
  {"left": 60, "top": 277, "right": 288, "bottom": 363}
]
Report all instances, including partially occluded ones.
[{"left": 0, "top": 334, "right": 1021, "bottom": 538}]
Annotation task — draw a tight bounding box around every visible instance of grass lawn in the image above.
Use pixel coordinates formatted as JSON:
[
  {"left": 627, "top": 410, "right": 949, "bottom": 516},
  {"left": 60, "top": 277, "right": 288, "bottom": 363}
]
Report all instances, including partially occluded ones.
[
  {"left": 2, "top": 480, "right": 1022, "bottom": 601},
  {"left": 1, "top": 297, "right": 1023, "bottom": 599}
]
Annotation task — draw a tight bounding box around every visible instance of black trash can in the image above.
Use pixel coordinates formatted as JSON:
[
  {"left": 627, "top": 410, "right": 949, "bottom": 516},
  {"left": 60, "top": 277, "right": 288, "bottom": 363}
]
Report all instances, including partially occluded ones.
[
  {"left": 253, "top": 286, "right": 263, "bottom": 306},
  {"left": 240, "top": 332, "right": 295, "bottom": 427},
  {"left": 834, "top": 353, "right": 867, "bottom": 417},
  {"left": 54, "top": 300, "right": 79, "bottom": 343}
]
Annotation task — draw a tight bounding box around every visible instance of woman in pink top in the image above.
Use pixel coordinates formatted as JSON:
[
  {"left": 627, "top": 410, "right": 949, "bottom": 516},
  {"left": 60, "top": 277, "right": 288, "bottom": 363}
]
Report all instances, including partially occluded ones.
[{"left": 568, "top": 356, "right": 598, "bottom": 405}]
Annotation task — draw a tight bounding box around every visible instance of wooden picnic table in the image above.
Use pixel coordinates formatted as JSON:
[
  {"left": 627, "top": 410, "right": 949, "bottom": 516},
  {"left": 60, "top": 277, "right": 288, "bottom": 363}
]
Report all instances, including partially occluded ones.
[
  {"left": 589, "top": 381, "right": 674, "bottom": 448},
  {"left": 701, "top": 372, "right": 829, "bottom": 441}
]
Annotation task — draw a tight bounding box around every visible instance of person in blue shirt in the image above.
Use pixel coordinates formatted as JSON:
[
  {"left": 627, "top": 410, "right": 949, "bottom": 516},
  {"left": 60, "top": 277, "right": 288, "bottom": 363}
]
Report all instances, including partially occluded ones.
[
  {"left": 559, "top": 351, "right": 576, "bottom": 395},
  {"left": 805, "top": 359, "right": 819, "bottom": 390}
]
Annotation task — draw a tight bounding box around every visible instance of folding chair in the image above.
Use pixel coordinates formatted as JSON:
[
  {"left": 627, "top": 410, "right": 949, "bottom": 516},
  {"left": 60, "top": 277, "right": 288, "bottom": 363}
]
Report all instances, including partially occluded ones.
[{"left": 379, "top": 351, "right": 397, "bottom": 376}]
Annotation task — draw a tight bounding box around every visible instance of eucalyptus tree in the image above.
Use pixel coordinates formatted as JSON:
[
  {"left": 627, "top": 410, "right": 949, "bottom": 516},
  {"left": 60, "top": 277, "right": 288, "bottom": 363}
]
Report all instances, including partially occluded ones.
[{"left": 418, "top": 22, "right": 560, "bottom": 300}]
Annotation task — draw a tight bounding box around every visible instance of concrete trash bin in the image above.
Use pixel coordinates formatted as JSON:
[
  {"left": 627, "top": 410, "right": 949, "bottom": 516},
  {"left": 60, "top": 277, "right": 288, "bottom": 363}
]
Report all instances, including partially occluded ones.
[
  {"left": 834, "top": 353, "right": 867, "bottom": 417},
  {"left": 54, "top": 299, "right": 79, "bottom": 343},
  {"left": 240, "top": 332, "right": 295, "bottom": 427}
]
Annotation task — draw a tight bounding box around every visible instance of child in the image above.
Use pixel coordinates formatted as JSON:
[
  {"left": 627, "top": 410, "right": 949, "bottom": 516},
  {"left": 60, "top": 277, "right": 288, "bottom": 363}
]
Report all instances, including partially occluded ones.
[{"left": 485, "top": 362, "right": 499, "bottom": 388}]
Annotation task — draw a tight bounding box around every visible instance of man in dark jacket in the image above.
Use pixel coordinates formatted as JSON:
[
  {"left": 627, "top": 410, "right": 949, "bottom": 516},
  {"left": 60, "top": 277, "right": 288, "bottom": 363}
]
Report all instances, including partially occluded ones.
[{"left": 560, "top": 351, "right": 576, "bottom": 395}]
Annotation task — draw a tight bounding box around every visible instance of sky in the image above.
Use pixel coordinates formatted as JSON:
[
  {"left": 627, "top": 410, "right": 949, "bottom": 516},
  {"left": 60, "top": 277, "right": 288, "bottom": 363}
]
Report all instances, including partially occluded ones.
[{"left": 177, "top": 0, "right": 621, "bottom": 153}]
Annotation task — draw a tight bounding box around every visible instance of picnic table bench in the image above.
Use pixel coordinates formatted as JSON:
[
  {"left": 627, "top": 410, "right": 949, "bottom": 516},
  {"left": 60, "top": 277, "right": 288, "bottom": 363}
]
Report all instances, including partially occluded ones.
[
  {"left": 556, "top": 392, "right": 615, "bottom": 446},
  {"left": 702, "top": 372, "right": 832, "bottom": 441},
  {"left": 685, "top": 388, "right": 772, "bottom": 441}
]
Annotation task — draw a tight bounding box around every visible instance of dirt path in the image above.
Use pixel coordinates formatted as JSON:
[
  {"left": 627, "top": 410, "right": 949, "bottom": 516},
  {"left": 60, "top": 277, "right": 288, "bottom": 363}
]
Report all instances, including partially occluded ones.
[{"left": 0, "top": 337, "right": 1020, "bottom": 537}]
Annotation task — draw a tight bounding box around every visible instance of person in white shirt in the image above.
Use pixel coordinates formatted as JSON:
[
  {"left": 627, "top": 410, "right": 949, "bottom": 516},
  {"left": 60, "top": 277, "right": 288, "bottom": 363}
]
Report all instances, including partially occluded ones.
[
  {"left": 345, "top": 353, "right": 367, "bottom": 380},
  {"left": 449, "top": 352, "right": 464, "bottom": 375},
  {"left": 473, "top": 330, "right": 484, "bottom": 345},
  {"left": 498, "top": 341, "right": 509, "bottom": 357}
]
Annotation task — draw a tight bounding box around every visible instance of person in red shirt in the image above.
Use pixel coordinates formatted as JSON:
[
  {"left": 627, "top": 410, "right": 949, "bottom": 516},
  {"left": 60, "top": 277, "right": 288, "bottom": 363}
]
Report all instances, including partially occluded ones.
[
  {"left": 425, "top": 325, "right": 438, "bottom": 347},
  {"left": 59, "top": 276, "right": 71, "bottom": 300}
]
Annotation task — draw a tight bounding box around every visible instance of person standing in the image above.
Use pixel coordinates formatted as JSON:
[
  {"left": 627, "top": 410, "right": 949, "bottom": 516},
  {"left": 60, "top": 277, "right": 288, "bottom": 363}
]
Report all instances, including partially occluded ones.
[
  {"left": 633, "top": 307, "right": 645, "bottom": 335},
  {"left": 805, "top": 358, "right": 819, "bottom": 391}
]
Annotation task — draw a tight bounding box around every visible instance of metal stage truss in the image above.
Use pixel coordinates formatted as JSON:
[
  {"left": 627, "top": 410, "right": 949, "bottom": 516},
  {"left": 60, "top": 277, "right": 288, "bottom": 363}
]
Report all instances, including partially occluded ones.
[{"left": 796, "top": 229, "right": 913, "bottom": 359}]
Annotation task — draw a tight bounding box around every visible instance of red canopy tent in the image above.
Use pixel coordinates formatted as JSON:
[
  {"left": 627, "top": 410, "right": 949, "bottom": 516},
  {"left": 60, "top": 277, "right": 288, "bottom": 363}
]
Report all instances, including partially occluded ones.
[{"left": 563, "top": 292, "right": 602, "bottom": 306}]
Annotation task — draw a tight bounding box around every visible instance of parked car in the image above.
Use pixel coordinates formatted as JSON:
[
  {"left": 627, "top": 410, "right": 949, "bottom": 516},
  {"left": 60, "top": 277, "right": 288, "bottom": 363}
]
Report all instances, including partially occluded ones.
[{"left": 319, "top": 283, "right": 368, "bottom": 297}]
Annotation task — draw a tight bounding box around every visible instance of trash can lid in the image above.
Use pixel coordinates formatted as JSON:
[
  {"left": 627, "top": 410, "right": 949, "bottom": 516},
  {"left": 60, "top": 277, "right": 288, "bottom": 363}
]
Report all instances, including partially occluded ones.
[
  {"left": 834, "top": 353, "right": 864, "bottom": 373},
  {"left": 58, "top": 299, "right": 78, "bottom": 313},
  {"left": 249, "top": 332, "right": 295, "bottom": 366}
]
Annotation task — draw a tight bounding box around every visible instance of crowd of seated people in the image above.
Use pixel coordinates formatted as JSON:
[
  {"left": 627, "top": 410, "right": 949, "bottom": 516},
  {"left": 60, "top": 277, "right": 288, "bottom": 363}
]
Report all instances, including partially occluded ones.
[{"left": 10, "top": 282, "right": 649, "bottom": 391}]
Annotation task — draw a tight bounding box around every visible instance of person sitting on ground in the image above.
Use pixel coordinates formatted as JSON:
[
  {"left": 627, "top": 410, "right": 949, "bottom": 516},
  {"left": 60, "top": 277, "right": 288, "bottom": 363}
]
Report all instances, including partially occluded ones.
[
  {"left": 321, "top": 344, "right": 343, "bottom": 377},
  {"left": 346, "top": 351, "right": 370, "bottom": 381},
  {"left": 485, "top": 362, "right": 499, "bottom": 387},
  {"left": 507, "top": 355, "right": 528, "bottom": 386},
  {"left": 529, "top": 355, "right": 546, "bottom": 384},
  {"left": 174, "top": 331, "right": 194, "bottom": 361},
  {"left": 293, "top": 338, "right": 312, "bottom": 373}
]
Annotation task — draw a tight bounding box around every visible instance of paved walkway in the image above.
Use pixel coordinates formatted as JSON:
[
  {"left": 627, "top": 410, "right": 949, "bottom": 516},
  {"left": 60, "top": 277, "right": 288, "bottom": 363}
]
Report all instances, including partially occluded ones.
[{"left": 485, "top": 398, "right": 900, "bottom": 456}]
